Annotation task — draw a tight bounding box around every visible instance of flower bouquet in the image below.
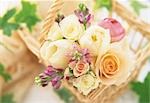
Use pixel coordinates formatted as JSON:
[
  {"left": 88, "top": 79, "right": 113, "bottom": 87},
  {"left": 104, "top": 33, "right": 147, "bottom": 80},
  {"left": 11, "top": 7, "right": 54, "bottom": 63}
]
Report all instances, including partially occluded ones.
[{"left": 35, "top": 3, "right": 136, "bottom": 98}]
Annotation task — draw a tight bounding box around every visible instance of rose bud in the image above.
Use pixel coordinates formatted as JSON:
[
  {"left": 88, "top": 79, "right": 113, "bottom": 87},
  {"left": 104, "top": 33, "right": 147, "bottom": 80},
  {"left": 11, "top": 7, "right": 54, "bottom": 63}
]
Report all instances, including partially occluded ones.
[{"left": 99, "top": 18, "right": 125, "bottom": 42}]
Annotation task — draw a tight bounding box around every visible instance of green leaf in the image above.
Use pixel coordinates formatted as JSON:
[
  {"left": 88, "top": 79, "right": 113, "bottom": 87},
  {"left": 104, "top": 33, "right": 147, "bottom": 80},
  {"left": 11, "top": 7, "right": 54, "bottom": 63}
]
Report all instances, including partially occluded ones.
[
  {"left": 131, "top": 72, "right": 150, "bottom": 103},
  {"left": 0, "top": 63, "right": 5, "bottom": 71},
  {"left": 130, "top": 0, "right": 148, "bottom": 15},
  {"left": 3, "top": 8, "right": 16, "bottom": 22},
  {"left": 14, "top": 1, "right": 40, "bottom": 31},
  {"left": 54, "top": 87, "right": 75, "bottom": 103},
  {"left": 1, "top": 73, "right": 12, "bottom": 82},
  {"left": 0, "top": 64, "right": 12, "bottom": 82},
  {"left": 0, "top": 1, "right": 40, "bottom": 36},
  {"left": 0, "top": 8, "right": 19, "bottom": 36},
  {"left": 3, "top": 23, "right": 19, "bottom": 36},
  {"left": 0, "top": 93, "right": 15, "bottom": 103},
  {"left": 95, "top": 0, "right": 112, "bottom": 11}
]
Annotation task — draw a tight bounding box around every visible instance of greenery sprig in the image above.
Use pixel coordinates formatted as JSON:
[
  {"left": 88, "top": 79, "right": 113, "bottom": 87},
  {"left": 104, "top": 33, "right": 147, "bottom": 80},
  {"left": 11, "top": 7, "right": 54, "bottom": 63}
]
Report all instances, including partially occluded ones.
[
  {"left": 54, "top": 87, "right": 75, "bottom": 103},
  {"left": 131, "top": 72, "right": 150, "bottom": 103},
  {"left": 0, "top": 1, "right": 40, "bottom": 36},
  {"left": 0, "top": 93, "right": 15, "bottom": 103},
  {"left": 0, "top": 64, "right": 11, "bottom": 82}
]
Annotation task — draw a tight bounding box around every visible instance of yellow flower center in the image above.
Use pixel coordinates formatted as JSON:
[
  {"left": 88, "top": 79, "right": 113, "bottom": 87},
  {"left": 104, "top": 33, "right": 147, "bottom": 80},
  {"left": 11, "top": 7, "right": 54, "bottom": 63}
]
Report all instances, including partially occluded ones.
[
  {"left": 91, "top": 35, "right": 97, "bottom": 42},
  {"left": 68, "top": 26, "right": 74, "bottom": 33},
  {"left": 66, "top": 26, "right": 75, "bottom": 37},
  {"left": 47, "top": 45, "right": 58, "bottom": 58}
]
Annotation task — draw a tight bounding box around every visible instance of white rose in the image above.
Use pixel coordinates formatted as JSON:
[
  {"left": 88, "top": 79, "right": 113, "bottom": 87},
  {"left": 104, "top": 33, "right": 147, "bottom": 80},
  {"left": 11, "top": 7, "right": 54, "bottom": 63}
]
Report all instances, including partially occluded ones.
[
  {"left": 60, "top": 14, "right": 83, "bottom": 40},
  {"left": 40, "top": 40, "right": 73, "bottom": 69},
  {"left": 79, "top": 25, "right": 110, "bottom": 56},
  {"left": 47, "top": 22, "right": 63, "bottom": 41},
  {"left": 73, "top": 72, "right": 100, "bottom": 95}
]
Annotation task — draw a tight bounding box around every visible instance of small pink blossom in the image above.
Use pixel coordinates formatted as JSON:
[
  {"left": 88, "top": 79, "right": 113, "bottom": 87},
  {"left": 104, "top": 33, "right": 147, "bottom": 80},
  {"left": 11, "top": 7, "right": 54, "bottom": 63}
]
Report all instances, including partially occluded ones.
[{"left": 73, "top": 60, "right": 89, "bottom": 77}]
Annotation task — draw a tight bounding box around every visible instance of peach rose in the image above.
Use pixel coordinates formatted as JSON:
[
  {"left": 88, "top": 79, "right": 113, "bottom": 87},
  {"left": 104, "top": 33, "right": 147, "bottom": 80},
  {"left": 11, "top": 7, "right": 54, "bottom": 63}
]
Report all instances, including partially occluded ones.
[
  {"left": 95, "top": 39, "right": 135, "bottom": 85},
  {"left": 69, "top": 60, "right": 89, "bottom": 77}
]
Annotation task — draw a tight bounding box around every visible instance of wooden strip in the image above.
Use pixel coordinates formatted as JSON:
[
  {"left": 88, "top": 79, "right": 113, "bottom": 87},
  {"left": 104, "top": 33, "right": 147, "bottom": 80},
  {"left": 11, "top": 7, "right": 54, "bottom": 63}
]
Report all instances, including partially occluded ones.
[
  {"left": 0, "top": 77, "right": 4, "bottom": 96},
  {"left": 114, "top": 1, "right": 150, "bottom": 39},
  {"left": 17, "top": 29, "right": 40, "bottom": 58}
]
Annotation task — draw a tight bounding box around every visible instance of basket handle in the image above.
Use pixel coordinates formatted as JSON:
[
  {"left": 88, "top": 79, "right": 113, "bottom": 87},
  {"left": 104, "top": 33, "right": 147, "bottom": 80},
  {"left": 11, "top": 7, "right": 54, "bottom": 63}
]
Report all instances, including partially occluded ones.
[{"left": 38, "top": 0, "right": 63, "bottom": 44}]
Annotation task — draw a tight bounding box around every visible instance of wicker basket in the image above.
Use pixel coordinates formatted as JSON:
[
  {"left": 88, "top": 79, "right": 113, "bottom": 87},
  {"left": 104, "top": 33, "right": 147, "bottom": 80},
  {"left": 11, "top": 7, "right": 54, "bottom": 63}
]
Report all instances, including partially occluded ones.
[{"left": 18, "top": 0, "right": 150, "bottom": 103}]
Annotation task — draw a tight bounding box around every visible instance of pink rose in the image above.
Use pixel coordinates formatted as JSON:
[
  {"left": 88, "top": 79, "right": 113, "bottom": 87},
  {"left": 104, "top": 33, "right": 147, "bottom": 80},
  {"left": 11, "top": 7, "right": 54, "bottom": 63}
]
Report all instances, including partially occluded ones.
[
  {"left": 99, "top": 18, "right": 125, "bottom": 42},
  {"left": 69, "top": 61, "right": 89, "bottom": 77}
]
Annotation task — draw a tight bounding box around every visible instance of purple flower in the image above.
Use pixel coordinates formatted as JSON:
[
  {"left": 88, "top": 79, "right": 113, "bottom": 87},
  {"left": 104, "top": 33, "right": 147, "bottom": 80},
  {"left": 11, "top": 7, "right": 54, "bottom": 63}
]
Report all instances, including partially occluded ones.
[
  {"left": 66, "top": 44, "right": 92, "bottom": 64},
  {"left": 44, "top": 66, "right": 56, "bottom": 76},
  {"left": 51, "top": 76, "right": 63, "bottom": 89},
  {"left": 75, "top": 10, "right": 91, "bottom": 24},
  {"left": 74, "top": 3, "right": 93, "bottom": 29},
  {"left": 35, "top": 65, "right": 64, "bottom": 89},
  {"left": 81, "top": 48, "right": 92, "bottom": 64}
]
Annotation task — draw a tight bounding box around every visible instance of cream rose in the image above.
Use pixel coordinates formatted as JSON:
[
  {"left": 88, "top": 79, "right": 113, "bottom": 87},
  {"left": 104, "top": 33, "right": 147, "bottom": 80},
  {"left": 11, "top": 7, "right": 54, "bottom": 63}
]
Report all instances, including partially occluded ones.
[
  {"left": 69, "top": 60, "right": 89, "bottom": 77},
  {"left": 60, "top": 14, "right": 83, "bottom": 40},
  {"left": 47, "top": 22, "right": 63, "bottom": 41},
  {"left": 40, "top": 40, "right": 73, "bottom": 69},
  {"left": 73, "top": 72, "right": 100, "bottom": 95},
  {"left": 79, "top": 25, "right": 110, "bottom": 56},
  {"left": 95, "top": 39, "right": 135, "bottom": 85}
]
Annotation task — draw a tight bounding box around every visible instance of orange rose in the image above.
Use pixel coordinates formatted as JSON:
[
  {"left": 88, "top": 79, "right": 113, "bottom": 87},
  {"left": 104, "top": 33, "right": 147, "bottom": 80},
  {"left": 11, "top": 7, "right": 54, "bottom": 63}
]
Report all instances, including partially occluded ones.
[
  {"left": 99, "top": 53, "right": 120, "bottom": 79},
  {"left": 95, "top": 40, "right": 135, "bottom": 85}
]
